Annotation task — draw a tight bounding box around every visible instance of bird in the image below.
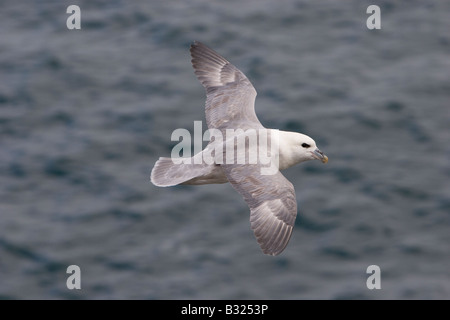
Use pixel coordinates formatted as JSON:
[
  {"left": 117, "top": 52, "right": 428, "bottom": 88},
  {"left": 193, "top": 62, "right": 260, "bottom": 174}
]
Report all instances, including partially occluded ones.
[{"left": 151, "top": 41, "right": 328, "bottom": 256}]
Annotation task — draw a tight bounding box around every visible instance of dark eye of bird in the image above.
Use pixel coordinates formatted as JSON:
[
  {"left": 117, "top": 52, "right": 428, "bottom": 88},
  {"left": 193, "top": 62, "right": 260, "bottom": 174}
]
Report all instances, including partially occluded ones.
[{"left": 301, "top": 143, "right": 310, "bottom": 148}]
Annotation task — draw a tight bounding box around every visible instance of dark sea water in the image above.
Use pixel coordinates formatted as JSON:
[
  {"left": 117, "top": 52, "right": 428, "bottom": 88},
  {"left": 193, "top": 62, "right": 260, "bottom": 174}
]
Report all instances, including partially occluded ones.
[{"left": 1, "top": 0, "right": 449, "bottom": 299}]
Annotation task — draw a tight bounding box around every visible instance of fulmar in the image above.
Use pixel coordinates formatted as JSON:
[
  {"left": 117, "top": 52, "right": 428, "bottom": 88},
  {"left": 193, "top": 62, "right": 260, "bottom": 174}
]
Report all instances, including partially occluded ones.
[{"left": 151, "top": 41, "right": 328, "bottom": 256}]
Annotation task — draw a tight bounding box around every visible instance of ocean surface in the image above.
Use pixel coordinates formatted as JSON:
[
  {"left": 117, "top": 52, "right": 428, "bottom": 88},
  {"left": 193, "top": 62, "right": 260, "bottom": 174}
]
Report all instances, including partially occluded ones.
[{"left": 1, "top": 0, "right": 449, "bottom": 299}]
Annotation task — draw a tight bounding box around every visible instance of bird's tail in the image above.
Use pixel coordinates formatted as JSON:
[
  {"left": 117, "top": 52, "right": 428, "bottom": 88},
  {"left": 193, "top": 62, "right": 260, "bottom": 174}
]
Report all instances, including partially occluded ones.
[
  {"left": 150, "top": 157, "right": 212, "bottom": 187},
  {"left": 151, "top": 157, "right": 186, "bottom": 187}
]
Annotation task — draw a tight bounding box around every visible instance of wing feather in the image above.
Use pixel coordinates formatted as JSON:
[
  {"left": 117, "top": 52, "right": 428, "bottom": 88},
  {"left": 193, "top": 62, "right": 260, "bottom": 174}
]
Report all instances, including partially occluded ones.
[
  {"left": 223, "top": 164, "right": 298, "bottom": 256},
  {"left": 190, "top": 41, "right": 263, "bottom": 132}
]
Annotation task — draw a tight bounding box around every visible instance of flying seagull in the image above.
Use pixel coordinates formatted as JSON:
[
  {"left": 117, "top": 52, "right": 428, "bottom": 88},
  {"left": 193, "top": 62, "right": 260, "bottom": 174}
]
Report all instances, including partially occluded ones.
[{"left": 151, "top": 41, "right": 328, "bottom": 256}]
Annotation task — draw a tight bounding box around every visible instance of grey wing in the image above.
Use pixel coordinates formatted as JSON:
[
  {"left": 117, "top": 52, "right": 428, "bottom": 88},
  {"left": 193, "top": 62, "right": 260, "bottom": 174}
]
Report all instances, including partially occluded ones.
[
  {"left": 222, "top": 164, "right": 298, "bottom": 256},
  {"left": 190, "top": 41, "right": 264, "bottom": 132}
]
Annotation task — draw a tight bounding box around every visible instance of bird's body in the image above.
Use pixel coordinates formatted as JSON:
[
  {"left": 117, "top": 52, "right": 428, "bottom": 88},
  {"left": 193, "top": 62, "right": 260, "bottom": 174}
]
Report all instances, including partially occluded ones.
[{"left": 151, "top": 42, "right": 328, "bottom": 255}]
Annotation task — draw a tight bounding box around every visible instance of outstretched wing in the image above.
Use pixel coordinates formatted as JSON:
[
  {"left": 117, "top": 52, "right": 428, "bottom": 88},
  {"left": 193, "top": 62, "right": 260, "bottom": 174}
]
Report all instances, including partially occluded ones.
[
  {"left": 190, "top": 41, "right": 264, "bottom": 133},
  {"left": 222, "top": 163, "right": 298, "bottom": 256}
]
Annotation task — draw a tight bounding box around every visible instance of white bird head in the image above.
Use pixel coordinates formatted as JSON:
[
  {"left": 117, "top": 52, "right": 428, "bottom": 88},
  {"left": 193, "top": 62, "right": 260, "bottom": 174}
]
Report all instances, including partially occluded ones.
[{"left": 278, "top": 131, "right": 328, "bottom": 170}]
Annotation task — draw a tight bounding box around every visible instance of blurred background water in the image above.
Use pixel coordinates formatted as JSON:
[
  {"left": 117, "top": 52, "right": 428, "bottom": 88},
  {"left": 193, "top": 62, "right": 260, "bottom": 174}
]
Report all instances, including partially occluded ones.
[{"left": 0, "top": 0, "right": 449, "bottom": 299}]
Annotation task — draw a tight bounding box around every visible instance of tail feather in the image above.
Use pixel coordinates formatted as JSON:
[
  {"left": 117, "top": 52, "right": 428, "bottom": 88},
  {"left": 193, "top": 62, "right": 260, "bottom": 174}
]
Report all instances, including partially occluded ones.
[{"left": 150, "top": 157, "right": 211, "bottom": 187}]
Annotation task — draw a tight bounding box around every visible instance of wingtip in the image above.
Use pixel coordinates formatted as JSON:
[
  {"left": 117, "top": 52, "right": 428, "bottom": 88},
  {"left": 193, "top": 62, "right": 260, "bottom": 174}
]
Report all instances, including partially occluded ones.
[
  {"left": 262, "top": 249, "right": 280, "bottom": 256},
  {"left": 190, "top": 41, "right": 201, "bottom": 61},
  {"left": 260, "top": 240, "right": 288, "bottom": 256},
  {"left": 190, "top": 40, "right": 202, "bottom": 50}
]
